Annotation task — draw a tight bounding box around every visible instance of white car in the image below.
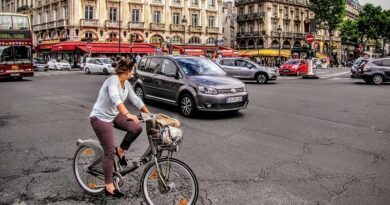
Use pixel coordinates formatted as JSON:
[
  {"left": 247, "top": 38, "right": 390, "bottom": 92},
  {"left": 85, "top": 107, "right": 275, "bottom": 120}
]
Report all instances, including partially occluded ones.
[
  {"left": 47, "top": 59, "right": 71, "bottom": 70},
  {"left": 84, "top": 58, "right": 115, "bottom": 75}
]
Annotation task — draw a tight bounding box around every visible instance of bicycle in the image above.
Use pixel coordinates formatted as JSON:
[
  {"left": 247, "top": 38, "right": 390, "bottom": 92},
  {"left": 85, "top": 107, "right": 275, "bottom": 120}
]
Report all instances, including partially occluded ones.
[{"left": 73, "top": 113, "right": 199, "bottom": 205}]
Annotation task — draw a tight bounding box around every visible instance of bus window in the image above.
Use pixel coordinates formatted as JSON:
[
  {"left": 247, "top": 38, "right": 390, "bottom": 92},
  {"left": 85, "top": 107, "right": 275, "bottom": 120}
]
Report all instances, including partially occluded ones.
[
  {"left": 14, "top": 46, "right": 31, "bottom": 63},
  {"left": 0, "top": 15, "right": 12, "bottom": 29},
  {"left": 12, "top": 16, "right": 29, "bottom": 30},
  {"left": 0, "top": 46, "right": 14, "bottom": 64}
]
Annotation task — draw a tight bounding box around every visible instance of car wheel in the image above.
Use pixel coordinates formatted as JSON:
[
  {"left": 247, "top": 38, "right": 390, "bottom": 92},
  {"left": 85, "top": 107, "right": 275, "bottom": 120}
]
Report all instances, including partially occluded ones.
[
  {"left": 103, "top": 68, "right": 109, "bottom": 75},
  {"left": 55, "top": 65, "right": 58, "bottom": 70},
  {"left": 85, "top": 68, "right": 90, "bottom": 74},
  {"left": 372, "top": 74, "right": 383, "bottom": 85},
  {"left": 179, "top": 94, "right": 196, "bottom": 117},
  {"left": 135, "top": 86, "right": 146, "bottom": 102},
  {"left": 255, "top": 73, "right": 268, "bottom": 84},
  {"left": 296, "top": 70, "right": 301, "bottom": 76}
]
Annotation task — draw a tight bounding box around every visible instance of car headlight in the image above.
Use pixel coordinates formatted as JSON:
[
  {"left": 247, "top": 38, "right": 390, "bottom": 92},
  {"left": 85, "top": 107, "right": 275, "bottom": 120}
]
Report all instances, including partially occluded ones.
[
  {"left": 243, "top": 86, "right": 247, "bottom": 92},
  {"left": 199, "top": 86, "right": 218, "bottom": 95},
  {"left": 268, "top": 68, "right": 276, "bottom": 73},
  {"left": 292, "top": 65, "right": 298, "bottom": 69}
]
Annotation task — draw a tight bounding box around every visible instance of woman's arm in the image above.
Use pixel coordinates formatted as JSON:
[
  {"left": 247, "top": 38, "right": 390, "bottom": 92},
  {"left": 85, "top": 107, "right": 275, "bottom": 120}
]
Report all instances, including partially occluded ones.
[{"left": 117, "top": 103, "right": 140, "bottom": 124}]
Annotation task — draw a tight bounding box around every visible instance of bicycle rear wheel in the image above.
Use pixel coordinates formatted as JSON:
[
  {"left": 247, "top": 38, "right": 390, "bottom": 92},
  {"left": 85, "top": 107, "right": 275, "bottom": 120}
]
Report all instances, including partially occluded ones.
[
  {"left": 141, "top": 158, "right": 198, "bottom": 205},
  {"left": 73, "top": 146, "right": 105, "bottom": 195}
]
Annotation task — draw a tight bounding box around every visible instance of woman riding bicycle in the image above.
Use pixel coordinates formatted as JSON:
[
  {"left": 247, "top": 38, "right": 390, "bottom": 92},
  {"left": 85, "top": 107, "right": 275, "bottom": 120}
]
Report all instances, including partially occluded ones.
[{"left": 89, "top": 59, "right": 151, "bottom": 198}]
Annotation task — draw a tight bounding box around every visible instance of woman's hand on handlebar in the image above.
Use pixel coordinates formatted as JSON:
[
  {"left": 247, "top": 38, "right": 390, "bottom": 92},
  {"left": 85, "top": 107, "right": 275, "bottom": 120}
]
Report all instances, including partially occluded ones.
[{"left": 125, "top": 113, "right": 140, "bottom": 124}]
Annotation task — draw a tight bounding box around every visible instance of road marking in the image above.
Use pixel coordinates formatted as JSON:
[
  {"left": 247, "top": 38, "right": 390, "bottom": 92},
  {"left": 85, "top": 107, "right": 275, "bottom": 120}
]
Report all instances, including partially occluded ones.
[{"left": 319, "top": 71, "right": 350, "bottom": 79}]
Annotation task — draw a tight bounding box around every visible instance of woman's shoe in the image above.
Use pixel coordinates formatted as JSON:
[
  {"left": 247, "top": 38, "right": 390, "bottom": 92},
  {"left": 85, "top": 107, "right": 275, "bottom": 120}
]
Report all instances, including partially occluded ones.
[
  {"left": 105, "top": 188, "right": 125, "bottom": 198},
  {"left": 115, "top": 147, "right": 128, "bottom": 167}
]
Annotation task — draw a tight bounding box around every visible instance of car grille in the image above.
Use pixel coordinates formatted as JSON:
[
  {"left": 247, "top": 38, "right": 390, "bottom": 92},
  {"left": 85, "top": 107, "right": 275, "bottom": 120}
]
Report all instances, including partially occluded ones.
[
  {"left": 214, "top": 102, "right": 247, "bottom": 109},
  {"left": 217, "top": 87, "right": 245, "bottom": 94}
]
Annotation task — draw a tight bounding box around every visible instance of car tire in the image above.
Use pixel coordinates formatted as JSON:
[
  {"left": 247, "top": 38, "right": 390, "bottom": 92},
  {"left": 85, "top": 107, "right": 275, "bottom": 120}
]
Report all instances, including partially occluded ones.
[
  {"left": 179, "top": 94, "right": 196, "bottom": 117},
  {"left": 296, "top": 70, "right": 301, "bottom": 76},
  {"left": 103, "top": 68, "right": 109, "bottom": 75},
  {"left": 55, "top": 65, "right": 58, "bottom": 70},
  {"left": 255, "top": 73, "right": 268, "bottom": 84},
  {"left": 372, "top": 74, "right": 383, "bottom": 85},
  {"left": 135, "top": 85, "right": 147, "bottom": 103},
  {"left": 85, "top": 68, "right": 90, "bottom": 75}
]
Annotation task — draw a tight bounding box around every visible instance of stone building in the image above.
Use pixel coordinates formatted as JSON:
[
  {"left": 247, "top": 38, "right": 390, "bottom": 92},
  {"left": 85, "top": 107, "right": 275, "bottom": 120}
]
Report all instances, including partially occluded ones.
[
  {"left": 29, "top": 0, "right": 224, "bottom": 47},
  {"left": 221, "top": 1, "right": 236, "bottom": 48}
]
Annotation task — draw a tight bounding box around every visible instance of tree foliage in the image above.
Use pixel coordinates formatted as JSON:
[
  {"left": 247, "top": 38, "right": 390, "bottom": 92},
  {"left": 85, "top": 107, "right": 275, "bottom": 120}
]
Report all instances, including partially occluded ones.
[
  {"left": 339, "top": 19, "right": 360, "bottom": 45},
  {"left": 308, "top": 0, "right": 346, "bottom": 33},
  {"left": 356, "top": 4, "right": 382, "bottom": 44}
]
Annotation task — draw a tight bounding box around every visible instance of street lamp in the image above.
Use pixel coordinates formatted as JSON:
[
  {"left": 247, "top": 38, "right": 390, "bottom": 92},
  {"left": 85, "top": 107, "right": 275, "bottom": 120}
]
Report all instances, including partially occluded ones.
[
  {"left": 181, "top": 15, "right": 188, "bottom": 46},
  {"left": 277, "top": 25, "right": 282, "bottom": 66}
]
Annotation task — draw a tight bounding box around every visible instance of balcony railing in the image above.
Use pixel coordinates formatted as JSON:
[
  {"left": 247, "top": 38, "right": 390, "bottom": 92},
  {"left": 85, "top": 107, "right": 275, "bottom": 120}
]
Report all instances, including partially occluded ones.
[
  {"left": 206, "top": 26, "right": 219, "bottom": 34},
  {"left": 271, "top": 31, "right": 282, "bottom": 37},
  {"left": 57, "top": 19, "right": 68, "bottom": 27},
  {"left": 236, "top": 33, "right": 244, "bottom": 38},
  {"left": 40, "top": 23, "right": 47, "bottom": 30},
  {"left": 33, "top": 24, "right": 40, "bottom": 31},
  {"left": 16, "top": 5, "right": 30, "bottom": 12},
  {"left": 150, "top": 23, "right": 165, "bottom": 30},
  {"left": 189, "top": 25, "right": 202, "bottom": 33},
  {"left": 105, "top": 20, "right": 121, "bottom": 28},
  {"left": 170, "top": 24, "right": 185, "bottom": 32},
  {"left": 80, "top": 19, "right": 99, "bottom": 27},
  {"left": 284, "top": 32, "right": 293, "bottom": 38},
  {"left": 172, "top": 0, "right": 181, "bottom": 6},
  {"left": 294, "top": 33, "right": 303, "bottom": 38},
  {"left": 128, "top": 21, "right": 144, "bottom": 29},
  {"left": 253, "top": 31, "right": 265, "bottom": 37},
  {"left": 47, "top": 22, "right": 56, "bottom": 29},
  {"left": 151, "top": 0, "right": 162, "bottom": 3}
]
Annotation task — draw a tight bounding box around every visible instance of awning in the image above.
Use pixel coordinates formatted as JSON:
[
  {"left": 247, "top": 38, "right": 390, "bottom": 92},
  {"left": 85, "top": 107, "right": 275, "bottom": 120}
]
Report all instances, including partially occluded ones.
[
  {"left": 244, "top": 49, "right": 292, "bottom": 58},
  {"left": 184, "top": 49, "right": 204, "bottom": 56},
  {"left": 35, "top": 43, "right": 56, "bottom": 51},
  {"left": 51, "top": 42, "right": 157, "bottom": 54}
]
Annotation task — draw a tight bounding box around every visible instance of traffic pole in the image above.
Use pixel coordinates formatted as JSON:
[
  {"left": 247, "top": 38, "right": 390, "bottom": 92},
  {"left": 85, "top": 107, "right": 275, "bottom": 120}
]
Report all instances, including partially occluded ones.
[{"left": 302, "top": 34, "right": 319, "bottom": 79}]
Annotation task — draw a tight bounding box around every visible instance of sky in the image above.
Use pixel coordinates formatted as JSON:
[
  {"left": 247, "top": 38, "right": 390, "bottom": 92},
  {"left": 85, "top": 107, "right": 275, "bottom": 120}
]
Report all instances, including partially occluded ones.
[{"left": 358, "top": 0, "right": 390, "bottom": 9}]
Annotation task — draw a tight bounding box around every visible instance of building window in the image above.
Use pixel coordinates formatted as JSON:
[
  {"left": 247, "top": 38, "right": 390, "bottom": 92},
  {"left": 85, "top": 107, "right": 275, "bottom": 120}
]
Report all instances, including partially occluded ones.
[
  {"left": 191, "top": 14, "right": 198, "bottom": 26},
  {"left": 37, "top": 13, "right": 41, "bottom": 24},
  {"left": 191, "top": 0, "right": 198, "bottom": 5},
  {"left": 109, "top": 33, "right": 117, "bottom": 40},
  {"left": 45, "top": 11, "right": 48, "bottom": 23},
  {"left": 153, "top": 11, "right": 161, "bottom": 23},
  {"left": 295, "top": 23, "right": 300, "bottom": 33},
  {"left": 53, "top": 9, "right": 57, "bottom": 21},
  {"left": 171, "top": 35, "right": 182, "bottom": 44},
  {"left": 222, "top": 27, "right": 224, "bottom": 33},
  {"left": 109, "top": 8, "right": 117, "bottom": 21},
  {"left": 284, "top": 7, "right": 288, "bottom": 18},
  {"left": 62, "top": 6, "right": 67, "bottom": 19},
  {"left": 173, "top": 13, "right": 180, "bottom": 25},
  {"left": 272, "top": 22, "right": 278, "bottom": 32},
  {"left": 85, "top": 32, "right": 93, "bottom": 39},
  {"left": 249, "top": 23, "right": 254, "bottom": 33},
  {"left": 150, "top": 35, "right": 163, "bottom": 43},
  {"left": 85, "top": 6, "right": 93, "bottom": 19},
  {"left": 284, "top": 22, "right": 289, "bottom": 32},
  {"left": 208, "top": 0, "right": 215, "bottom": 7},
  {"left": 208, "top": 16, "right": 215, "bottom": 27},
  {"left": 273, "top": 5, "right": 277, "bottom": 17},
  {"left": 249, "top": 6, "right": 253, "bottom": 15},
  {"left": 206, "top": 37, "right": 216, "bottom": 45},
  {"left": 132, "top": 9, "right": 140, "bottom": 22},
  {"left": 173, "top": 0, "right": 180, "bottom": 4},
  {"left": 239, "top": 7, "right": 244, "bottom": 16},
  {"left": 189, "top": 36, "right": 201, "bottom": 44}
]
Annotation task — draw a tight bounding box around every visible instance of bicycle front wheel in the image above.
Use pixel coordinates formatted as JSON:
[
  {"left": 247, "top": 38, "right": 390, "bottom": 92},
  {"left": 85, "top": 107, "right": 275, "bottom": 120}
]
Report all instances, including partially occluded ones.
[
  {"left": 141, "top": 158, "right": 198, "bottom": 205},
  {"left": 73, "top": 146, "right": 105, "bottom": 195}
]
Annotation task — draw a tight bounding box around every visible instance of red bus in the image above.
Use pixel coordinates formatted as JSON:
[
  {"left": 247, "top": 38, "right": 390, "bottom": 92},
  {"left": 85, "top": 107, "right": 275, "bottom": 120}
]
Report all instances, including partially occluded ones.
[{"left": 0, "top": 13, "right": 33, "bottom": 79}]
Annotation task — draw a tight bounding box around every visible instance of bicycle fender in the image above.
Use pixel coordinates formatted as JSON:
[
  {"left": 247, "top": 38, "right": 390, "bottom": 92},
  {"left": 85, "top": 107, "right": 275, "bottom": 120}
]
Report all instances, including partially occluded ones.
[{"left": 76, "top": 139, "right": 104, "bottom": 157}]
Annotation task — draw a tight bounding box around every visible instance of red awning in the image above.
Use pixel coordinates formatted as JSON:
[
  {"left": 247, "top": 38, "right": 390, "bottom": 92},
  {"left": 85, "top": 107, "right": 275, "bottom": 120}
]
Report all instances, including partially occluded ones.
[{"left": 183, "top": 49, "right": 204, "bottom": 56}]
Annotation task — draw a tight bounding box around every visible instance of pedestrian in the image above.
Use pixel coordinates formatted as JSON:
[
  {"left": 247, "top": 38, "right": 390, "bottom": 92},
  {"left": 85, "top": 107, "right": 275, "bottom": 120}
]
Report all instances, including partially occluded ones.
[
  {"left": 135, "top": 54, "right": 141, "bottom": 62},
  {"left": 89, "top": 59, "right": 151, "bottom": 198}
]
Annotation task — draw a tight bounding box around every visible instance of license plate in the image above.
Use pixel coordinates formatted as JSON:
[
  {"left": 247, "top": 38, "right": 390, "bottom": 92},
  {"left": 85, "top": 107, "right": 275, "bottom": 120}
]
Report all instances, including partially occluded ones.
[
  {"left": 10, "top": 73, "right": 20, "bottom": 76},
  {"left": 12, "top": 65, "right": 19, "bottom": 70},
  {"left": 283, "top": 69, "right": 290, "bottom": 73},
  {"left": 226, "top": 96, "right": 243, "bottom": 103}
]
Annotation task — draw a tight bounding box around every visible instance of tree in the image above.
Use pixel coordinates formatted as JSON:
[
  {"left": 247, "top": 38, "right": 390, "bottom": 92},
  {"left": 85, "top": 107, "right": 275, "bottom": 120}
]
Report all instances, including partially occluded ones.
[
  {"left": 356, "top": 4, "right": 382, "bottom": 53},
  {"left": 377, "top": 10, "right": 390, "bottom": 56},
  {"left": 340, "top": 19, "right": 360, "bottom": 46},
  {"left": 308, "top": 0, "right": 346, "bottom": 61}
]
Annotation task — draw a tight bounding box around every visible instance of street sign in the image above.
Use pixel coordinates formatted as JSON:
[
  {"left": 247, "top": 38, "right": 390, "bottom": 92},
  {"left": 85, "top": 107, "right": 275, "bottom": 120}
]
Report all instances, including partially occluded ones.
[{"left": 305, "top": 34, "right": 315, "bottom": 44}]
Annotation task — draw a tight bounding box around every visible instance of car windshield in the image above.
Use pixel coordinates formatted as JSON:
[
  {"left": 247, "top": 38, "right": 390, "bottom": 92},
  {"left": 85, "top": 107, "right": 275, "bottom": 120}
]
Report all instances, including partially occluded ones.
[
  {"left": 12, "top": 16, "right": 30, "bottom": 30},
  {"left": 177, "top": 58, "right": 227, "bottom": 76},
  {"left": 34, "top": 58, "right": 46, "bottom": 64},
  {"left": 60, "top": 60, "right": 68, "bottom": 63},
  {"left": 100, "top": 59, "right": 113, "bottom": 64},
  {"left": 284, "top": 60, "right": 299, "bottom": 65}
]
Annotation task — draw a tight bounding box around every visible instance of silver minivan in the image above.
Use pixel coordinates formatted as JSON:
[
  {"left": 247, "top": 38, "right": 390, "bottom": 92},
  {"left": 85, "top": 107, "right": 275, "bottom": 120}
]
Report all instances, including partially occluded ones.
[{"left": 215, "top": 57, "right": 277, "bottom": 84}]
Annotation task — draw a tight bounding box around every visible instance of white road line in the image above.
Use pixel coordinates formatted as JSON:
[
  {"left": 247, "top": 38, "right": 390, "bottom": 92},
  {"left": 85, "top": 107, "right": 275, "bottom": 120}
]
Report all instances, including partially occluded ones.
[{"left": 319, "top": 71, "right": 350, "bottom": 79}]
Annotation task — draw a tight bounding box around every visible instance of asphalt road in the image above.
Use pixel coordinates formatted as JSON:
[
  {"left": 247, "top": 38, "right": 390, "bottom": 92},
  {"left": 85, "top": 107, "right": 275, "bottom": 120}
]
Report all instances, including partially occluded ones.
[{"left": 0, "top": 68, "right": 389, "bottom": 205}]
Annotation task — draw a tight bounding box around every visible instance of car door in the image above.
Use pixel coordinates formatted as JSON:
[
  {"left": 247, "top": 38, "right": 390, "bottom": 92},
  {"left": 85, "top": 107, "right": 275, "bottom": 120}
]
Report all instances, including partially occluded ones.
[
  {"left": 218, "top": 59, "right": 236, "bottom": 76},
  {"left": 48, "top": 60, "right": 54, "bottom": 69},
  {"left": 300, "top": 60, "right": 308, "bottom": 73},
  {"left": 240, "top": 60, "right": 256, "bottom": 78},
  {"left": 234, "top": 59, "right": 251, "bottom": 78},
  {"left": 153, "top": 58, "right": 182, "bottom": 103},
  {"left": 381, "top": 59, "right": 390, "bottom": 79},
  {"left": 87, "top": 59, "right": 96, "bottom": 73},
  {"left": 95, "top": 59, "right": 104, "bottom": 73},
  {"left": 143, "top": 57, "right": 162, "bottom": 98}
]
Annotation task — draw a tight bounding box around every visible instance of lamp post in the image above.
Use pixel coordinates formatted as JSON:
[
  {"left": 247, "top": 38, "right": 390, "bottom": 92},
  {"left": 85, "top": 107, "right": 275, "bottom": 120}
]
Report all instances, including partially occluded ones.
[
  {"left": 277, "top": 25, "right": 282, "bottom": 66},
  {"left": 181, "top": 15, "right": 188, "bottom": 48}
]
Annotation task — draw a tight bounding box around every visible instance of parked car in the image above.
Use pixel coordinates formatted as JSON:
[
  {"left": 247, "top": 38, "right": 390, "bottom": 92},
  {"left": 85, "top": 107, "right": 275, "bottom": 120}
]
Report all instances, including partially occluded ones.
[
  {"left": 84, "top": 58, "right": 115, "bottom": 75},
  {"left": 279, "top": 59, "right": 309, "bottom": 76},
  {"left": 32, "top": 58, "right": 48, "bottom": 71},
  {"left": 133, "top": 56, "right": 249, "bottom": 117},
  {"left": 358, "top": 58, "right": 390, "bottom": 85},
  {"left": 215, "top": 57, "right": 277, "bottom": 84},
  {"left": 47, "top": 59, "right": 71, "bottom": 70}
]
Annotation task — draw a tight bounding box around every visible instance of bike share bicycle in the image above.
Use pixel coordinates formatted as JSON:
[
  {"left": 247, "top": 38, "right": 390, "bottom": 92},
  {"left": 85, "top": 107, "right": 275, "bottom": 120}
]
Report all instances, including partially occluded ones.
[{"left": 73, "top": 113, "right": 198, "bottom": 204}]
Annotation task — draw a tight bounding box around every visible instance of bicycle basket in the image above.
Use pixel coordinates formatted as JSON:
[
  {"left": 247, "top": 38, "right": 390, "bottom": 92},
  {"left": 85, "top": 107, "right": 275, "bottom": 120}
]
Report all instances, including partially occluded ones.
[{"left": 151, "top": 126, "right": 183, "bottom": 150}]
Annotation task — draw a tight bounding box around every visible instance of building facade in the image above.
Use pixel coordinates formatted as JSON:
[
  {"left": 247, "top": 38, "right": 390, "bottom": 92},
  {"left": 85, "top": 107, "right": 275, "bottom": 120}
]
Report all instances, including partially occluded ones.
[
  {"left": 28, "top": 0, "right": 223, "bottom": 48},
  {"left": 345, "top": 0, "right": 362, "bottom": 20},
  {"left": 221, "top": 1, "right": 236, "bottom": 48}
]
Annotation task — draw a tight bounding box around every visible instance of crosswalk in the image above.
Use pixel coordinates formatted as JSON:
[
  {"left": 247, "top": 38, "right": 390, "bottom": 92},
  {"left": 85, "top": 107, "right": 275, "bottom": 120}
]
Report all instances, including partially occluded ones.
[
  {"left": 277, "top": 69, "right": 351, "bottom": 80},
  {"left": 34, "top": 70, "right": 83, "bottom": 77}
]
